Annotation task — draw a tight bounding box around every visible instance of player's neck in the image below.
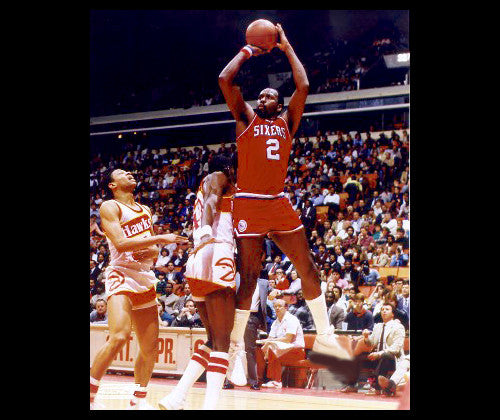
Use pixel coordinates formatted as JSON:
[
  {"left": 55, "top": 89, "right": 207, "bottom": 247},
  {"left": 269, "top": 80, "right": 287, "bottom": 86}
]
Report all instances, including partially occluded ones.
[{"left": 113, "top": 191, "right": 135, "bottom": 206}]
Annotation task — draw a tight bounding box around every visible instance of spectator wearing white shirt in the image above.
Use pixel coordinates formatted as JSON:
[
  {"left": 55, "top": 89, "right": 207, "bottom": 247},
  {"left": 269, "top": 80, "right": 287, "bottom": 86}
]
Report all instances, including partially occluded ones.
[
  {"left": 351, "top": 212, "right": 362, "bottom": 234},
  {"left": 155, "top": 248, "right": 171, "bottom": 269},
  {"left": 256, "top": 299, "right": 305, "bottom": 389},
  {"left": 381, "top": 213, "right": 398, "bottom": 236},
  {"left": 323, "top": 186, "right": 340, "bottom": 209}
]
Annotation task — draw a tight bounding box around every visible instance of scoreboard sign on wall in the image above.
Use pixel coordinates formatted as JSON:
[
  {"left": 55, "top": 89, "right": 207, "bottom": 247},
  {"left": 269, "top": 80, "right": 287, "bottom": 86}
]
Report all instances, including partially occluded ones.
[{"left": 90, "top": 325, "right": 208, "bottom": 375}]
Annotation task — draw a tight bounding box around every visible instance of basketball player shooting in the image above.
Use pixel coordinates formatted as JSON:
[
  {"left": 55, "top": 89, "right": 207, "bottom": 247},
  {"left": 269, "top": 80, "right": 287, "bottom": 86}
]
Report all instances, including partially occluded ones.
[
  {"left": 90, "top": 169, "right": 188, "bottom": 410},
  {"left": 218, "top": 23, "right": 354, "bottom": 367},
  {"left": 159, "top": 156, "right": 238, "bottom": 410}
]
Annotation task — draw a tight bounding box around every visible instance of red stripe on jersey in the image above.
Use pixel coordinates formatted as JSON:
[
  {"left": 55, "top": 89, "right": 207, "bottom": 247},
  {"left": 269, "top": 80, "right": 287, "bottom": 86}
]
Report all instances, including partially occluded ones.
[{"left": 133, "top": 391, "right": 147, "bottom": 398}]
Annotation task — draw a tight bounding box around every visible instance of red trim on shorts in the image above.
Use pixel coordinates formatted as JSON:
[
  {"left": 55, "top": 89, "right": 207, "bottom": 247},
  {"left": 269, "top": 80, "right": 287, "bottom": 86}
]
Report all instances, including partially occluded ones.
[
  {"left": 114, "top": 287, "right": 156, "bottom": 308},
  {"left": 133, "top": 391, "right": 147, "bottom": 398},
  {"left": 187, "top": 277, "right": 234, "bottom": 298}
]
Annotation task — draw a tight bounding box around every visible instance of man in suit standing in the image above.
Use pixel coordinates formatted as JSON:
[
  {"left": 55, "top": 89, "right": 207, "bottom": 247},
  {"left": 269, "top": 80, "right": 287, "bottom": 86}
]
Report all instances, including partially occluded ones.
[
  {"left": 265, "top": 255, "right": 284, "bottom": 278},
  {"left": 397, "top": 281, "right": 410, "bottom": 321},
  {"left": 90, "top": 259, "right": 101, "bottom": 281},
  {"left": 300, "top": 199, "right": 316, "bottom": 235},
  {"left": 326, "top": 291, "right": 345, "bottom": 330}
]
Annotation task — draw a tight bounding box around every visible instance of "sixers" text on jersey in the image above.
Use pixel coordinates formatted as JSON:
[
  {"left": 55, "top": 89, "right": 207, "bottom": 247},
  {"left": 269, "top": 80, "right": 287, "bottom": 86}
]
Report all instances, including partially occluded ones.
[{"left": 253, "top": 124, "right": 286, "bottom": 138}]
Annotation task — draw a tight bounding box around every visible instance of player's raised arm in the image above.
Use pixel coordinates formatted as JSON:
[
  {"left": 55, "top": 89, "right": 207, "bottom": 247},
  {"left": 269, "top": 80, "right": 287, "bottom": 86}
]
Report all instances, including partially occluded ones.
[
  {"left": 201, "top": 173, "right": 226, "bottom": 229},
  {"left": 275, "top": 24, "right": 309, "bottom": 138},
  {"left": 191, "top": 173, "right": 227, "bottom": 252},
  {"left": 218, "top": 45, "right": 268, "bottom": 131},
  {"left": 99, "top": 201, "right": 187, "bottom": 252}
]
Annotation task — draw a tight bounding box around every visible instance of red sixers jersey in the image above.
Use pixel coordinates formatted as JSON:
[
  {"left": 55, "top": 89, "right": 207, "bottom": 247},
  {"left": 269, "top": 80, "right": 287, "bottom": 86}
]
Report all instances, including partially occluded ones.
[{"left": 236, "top": 114, "right": 291, "bottom": 196}]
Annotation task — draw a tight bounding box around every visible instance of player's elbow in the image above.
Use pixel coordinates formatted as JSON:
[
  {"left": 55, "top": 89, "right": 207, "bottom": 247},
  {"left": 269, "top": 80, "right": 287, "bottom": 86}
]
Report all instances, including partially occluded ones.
[
  {"left": 297, "top": 81, "right": 309, "bottom": 94},
  {"left": 113, "top": 239, "right": 133, "bottom": 253},
  {"left": 218, "top": 73, "right": 230, "bottom": 87}
]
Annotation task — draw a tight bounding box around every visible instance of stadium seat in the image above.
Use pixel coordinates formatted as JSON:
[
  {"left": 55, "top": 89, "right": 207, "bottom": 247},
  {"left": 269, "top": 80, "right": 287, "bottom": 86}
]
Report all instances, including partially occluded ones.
[
  {"left": 281, "top": 334, "right": 324, "bottom": 389},
  {"left": 315, "top": 205, "right": 329, "bottom": 222}
]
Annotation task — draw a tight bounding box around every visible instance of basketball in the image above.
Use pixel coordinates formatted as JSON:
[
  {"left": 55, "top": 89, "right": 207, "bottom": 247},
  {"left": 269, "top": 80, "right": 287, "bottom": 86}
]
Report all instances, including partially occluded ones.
[{"left": 245, "top": 19, "right": 277, "bottom": 50}]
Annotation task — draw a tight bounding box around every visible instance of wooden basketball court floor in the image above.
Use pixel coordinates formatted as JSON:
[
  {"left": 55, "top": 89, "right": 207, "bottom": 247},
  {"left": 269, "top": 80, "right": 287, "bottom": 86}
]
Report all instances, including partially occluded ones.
[{"left": 93, "top": 372, "right": 401, "bottom": 410}]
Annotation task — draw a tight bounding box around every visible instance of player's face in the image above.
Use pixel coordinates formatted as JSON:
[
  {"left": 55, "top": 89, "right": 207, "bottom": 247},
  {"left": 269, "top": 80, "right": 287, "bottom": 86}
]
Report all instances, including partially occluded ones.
[
  {"left": 256, "top": 88, "right": 281, "bottom": 118},
  {"left": 110, "top": 169, "right": 137, "bottom": 191}
]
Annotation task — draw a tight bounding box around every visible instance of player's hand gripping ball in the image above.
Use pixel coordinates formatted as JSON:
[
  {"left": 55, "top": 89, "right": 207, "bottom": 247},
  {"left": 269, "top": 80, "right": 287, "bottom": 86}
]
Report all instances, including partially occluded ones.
[{"left": 246, "top": 19, "right": 277, "bottom": 51}]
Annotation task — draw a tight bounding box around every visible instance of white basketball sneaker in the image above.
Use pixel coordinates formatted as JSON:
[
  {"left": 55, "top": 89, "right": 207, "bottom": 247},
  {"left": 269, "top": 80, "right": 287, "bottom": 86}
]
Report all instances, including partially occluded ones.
[
  {"left": 312, "top": 326, "right": 353, "bottom": 360},
  {"left": 227, "top": 342, "right": 247, "bottom": 386},
  {"left": 158, "top": 393, "right": 186, "bottom": 410}
]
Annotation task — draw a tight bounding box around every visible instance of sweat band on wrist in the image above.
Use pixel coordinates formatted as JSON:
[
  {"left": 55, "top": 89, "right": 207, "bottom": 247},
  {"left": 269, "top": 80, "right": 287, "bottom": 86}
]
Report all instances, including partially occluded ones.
[{"left": 240, "top": 46, "right": 253, "bottom": 58}]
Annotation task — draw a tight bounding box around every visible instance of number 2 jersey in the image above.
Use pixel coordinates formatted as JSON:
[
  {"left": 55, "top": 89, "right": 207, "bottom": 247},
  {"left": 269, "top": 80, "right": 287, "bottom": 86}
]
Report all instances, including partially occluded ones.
[
  {"left": 233, "top": 113, "right": 303, "bottom": 237},
  {"left": 236, "top": 113, "right": 292, "bottom": 196}
]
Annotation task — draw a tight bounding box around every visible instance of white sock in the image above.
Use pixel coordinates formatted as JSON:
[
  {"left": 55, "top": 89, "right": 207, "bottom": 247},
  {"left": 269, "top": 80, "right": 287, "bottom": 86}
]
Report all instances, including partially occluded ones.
[
  {"left": 90, "top": 376, "right": 100, "bottom": 404},
  {"left": 203, "top": 352, "right": 229, "bottom": 410},
  {"left": 171, "top": 344, "right": 211, "bottom": 401},
  {"left": 230, "top": 309, "right": 250, "bottom": 344},
  {"left": 130, "top": 385, "right": 147, "bottom": 407},
  {"left": 305, "top": 293, "right": 330, "bottom": 335}
]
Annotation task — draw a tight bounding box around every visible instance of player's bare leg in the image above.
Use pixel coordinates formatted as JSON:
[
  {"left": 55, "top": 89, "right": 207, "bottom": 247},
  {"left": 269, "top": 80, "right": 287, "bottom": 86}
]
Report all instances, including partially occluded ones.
[
  {"left": 226, "top": 236, "right": 264, "bottom": 387},
  {"left": 195, "top": 302, "right": 213, "bottom": 347},
  {"left": 235, "top": 237, "right": 264, "bottom": 310},
  {"left": 90, "top": 294, "right": 133, "bottom": 409},
  {"left": 269, "top": 228, "right": 353, "bottom": 362},
  {"left": 127, "top": 304, "right": 159, "bottom": 409},
  {"left": 201, "top": 288, "right": 236, "bottom": 409},
  {"left": 205, "top": 288, "right": 235, "bottom": 351}
]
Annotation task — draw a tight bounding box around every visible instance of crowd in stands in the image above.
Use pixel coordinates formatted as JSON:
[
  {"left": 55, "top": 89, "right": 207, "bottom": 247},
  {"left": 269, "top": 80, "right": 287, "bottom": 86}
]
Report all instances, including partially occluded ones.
[
  {"left": 92, "top": 21, "right": 408, "bottom": 116},
  {"left": 90, "top": 125, "right": 410, "bottom": 341}
]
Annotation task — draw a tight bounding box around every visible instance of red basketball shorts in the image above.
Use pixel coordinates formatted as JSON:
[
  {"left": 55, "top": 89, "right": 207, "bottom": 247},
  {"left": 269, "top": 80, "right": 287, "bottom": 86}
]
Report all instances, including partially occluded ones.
[{"left": 233, "top": 194, "right": 303, "bottom": 237}]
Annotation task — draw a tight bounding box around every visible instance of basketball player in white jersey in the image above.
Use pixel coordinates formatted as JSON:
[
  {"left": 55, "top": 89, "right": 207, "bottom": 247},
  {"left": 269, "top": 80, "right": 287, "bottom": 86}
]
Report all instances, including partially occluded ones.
[
  {"left": 159, "top": 155, "right": 239, "bottom": 410},
  {"left": 90, "top": 168, "right": 188, "bottom": 410}
]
